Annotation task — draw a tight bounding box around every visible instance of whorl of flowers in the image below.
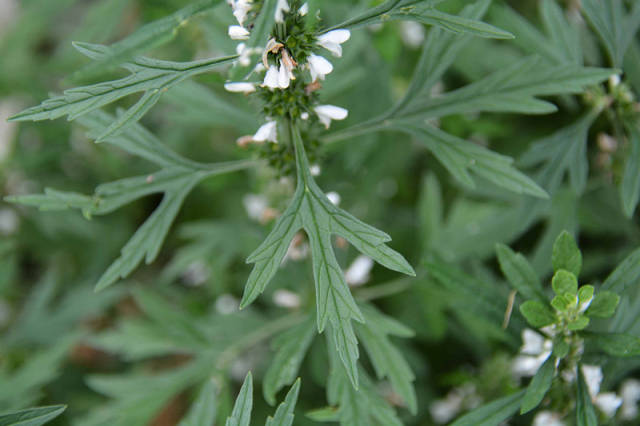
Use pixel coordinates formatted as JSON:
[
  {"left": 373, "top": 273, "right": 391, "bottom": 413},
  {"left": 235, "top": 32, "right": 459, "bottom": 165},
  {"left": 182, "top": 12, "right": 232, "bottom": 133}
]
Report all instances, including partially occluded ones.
[{"left": 224, "top": 0, "right": 350, "bottom": 147}]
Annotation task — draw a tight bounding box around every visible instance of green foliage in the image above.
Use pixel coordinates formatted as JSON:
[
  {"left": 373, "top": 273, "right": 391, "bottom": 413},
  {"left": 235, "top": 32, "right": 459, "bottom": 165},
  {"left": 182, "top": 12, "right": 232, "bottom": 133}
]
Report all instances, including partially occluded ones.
[
  {"left": 241, "top": 123, "right": 414, "bottom": 387},
  {"left": 0, "top": 406, "right": 66, "bottom": 426},
  {"left": 520, "top": 357, "right": 555, "bottom": 414},
  {"left": 2, "top": 1, "right": 640, "bottom": 426},
  {"left": 226, "top": 373, "right": 301, "bottom": 426}
]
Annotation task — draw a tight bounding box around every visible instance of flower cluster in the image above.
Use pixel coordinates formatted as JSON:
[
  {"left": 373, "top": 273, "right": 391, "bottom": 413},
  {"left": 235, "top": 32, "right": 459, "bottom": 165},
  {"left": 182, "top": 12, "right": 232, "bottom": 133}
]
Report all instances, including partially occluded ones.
[{"left": 224, "top": 0, "right": 350, "bottom": 150}]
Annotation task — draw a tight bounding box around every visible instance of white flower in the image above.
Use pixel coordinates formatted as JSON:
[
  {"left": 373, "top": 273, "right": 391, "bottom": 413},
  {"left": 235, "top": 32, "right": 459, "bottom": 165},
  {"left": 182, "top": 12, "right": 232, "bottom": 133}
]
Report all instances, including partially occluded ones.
[
  {"left": 326, "top": 191, "right": 341, "bottom": 206},
  {"left": 582, "top": 364, "right": 623, "bottom": 418},
  {"left": 299, "top": 2, "right": 309, "bottom": 16},
  {"left": 345, "top": 255, "right": 374, "bottom": 287},
  {"left": 228, "top": 25, "right": 250, "bottom": 40},
  {"left": 181, "top": 261, "right": 210, "bottom": 287},
  {"left": 243, "top": 194, "right": 268, "bottom": 221},
  {"left": 317, "top": 29, "right": 351, "bottom": 57},
  {"left": 0, "top": 208, "right": 19, "bottom": 235},
  {"left": 215, "top": 294, "right": 240, "bottom": 315},
  {"left": 314, "top": 105, "right": 348, "bottom": 129},
  {"left": 533, "top": 411, "right": 565, "bottom": 426},
  {"left": 429, "top": 384, "right": 480, "bottom": 424},
  {"left": 512, "top": 329, "right": 552, "bottom": 378},
  {"left": 262, "top": 66, "right": 280, "bottom": 89},
  {"left": 274, "top": 0, "right": 290, "bottom": 23},
  {"left": 621, "top": 379, "right": 640, "bottom": 420},
  {"left": 400, "top": 21, "right": 426, "bottom": 49},
  {"left": 224, "top": 82, "right": 256, "bottom": 94},
  {"left": 229, "top": 0, "right": 253, "bottom": 26},
  {"left": 273, "top": 289, "right": 301, "bottom": 309},
  {"left": 277, "top": 62, "right": 293, "bottom": 89},
  {"left": 253, "top": 121, "right": 278, "bottom": 143},
  {"left": 310, "top": 164, "right": 321, "bottom": 176},
  {"left": 307, "top": 53, "right": 333, "bottom": 81}
]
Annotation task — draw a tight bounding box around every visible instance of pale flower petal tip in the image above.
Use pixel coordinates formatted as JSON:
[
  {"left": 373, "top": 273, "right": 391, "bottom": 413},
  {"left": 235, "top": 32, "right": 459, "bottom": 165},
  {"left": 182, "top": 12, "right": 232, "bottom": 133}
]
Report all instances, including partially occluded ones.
[
  {"left": 345, "top": 255, "right": 374, "bottom": 286},
  {"left": 228, "top": 25, "right": 250, "bottom": 40},
  {"left": 253, "top": 121, "right": 278, "bottom": 143},
  {"left": 307, "top": 54, "right": 333, "bottom": 81},
  {"left": 275, "top": 0, "right": 290, "bottom": 23},
  {"left": 299, "top": 2, "right": 309, "bottom": 16},
  {"left": 224, "top": 82, "right": 257, "bottom": 94},
  {"left": 273, "top": 289, "right": 301, "bottom": 309},
  {"left": 262, "top": 66, "right": 280, "bottom": 89},
  {"left": 317, "top": 29, "right": 351, "bottom": 57},
  {"left": 314, "top": 104, "right": 348, "bottom": 129}
]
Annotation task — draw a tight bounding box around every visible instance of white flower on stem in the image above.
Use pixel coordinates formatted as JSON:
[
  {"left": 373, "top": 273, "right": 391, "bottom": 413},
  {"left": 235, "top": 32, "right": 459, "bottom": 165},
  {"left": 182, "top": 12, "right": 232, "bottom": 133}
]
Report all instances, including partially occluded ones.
[
  {"left": 314, "top": 104, "right": 348, "bottom": 129},
  {"left": 299, "top": 2, "right": 309, "bottom": 16},
  {"left": 533, "top": 411, "right": 565, "bottom": 426},
  {"left": 253, "top": 120, "right": 278, "bottom": 143},
  {"left": 345, "top": 255, "right": 374, "bottom": 287},
  {"left": 228, "top": 25, "right": 250, "bottom": 40},
  {"left": 512, "top": 329, "right": 552, "bottom": 378},
  {"left": 582, "top": 364, "right": 623, "bottom": 418},
  {"left": 228, "top": 0, "right": 253, "bottom": 26},
  {"left": 274, "top": 0, "right": 290, "bottom": 23},
  {"left": 307, "top": 53, "right": 333, "bottom": 81},
  {"left": 317, "top": 29, "right": 351, "bottom": 57},
  {"left": 273, "top": 289, "right": 301, "bottom": 309},
  {"left": 224, "top": 82, "right": 256, "bottom": 94},
  {"left": 262, "top": 65, "right": 280, "bottom": 88},
  {"left": 621, "top": 379, "right": 640, "bottom": 420}
]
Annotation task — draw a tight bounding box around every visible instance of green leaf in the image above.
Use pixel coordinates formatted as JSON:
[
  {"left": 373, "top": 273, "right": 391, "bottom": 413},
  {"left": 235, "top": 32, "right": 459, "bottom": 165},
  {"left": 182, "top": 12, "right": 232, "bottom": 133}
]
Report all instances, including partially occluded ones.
[
  {"left": 577, "top": 365, "right": 598, "bottom": 426},
  {"left": 578, "top": 285, "right": 595, "bottom": 304},
  {"left": 581, "top": 0, "right": 640, "bottom": 66},
  {"left": 325, "top": 333, "right": 403, "bottom": 426},
  {"left": 72, "top": 0, "right": 221, "bottom": 79},
  {"left": 585, "top": 292, "right": 620, "bottom": 318},
  {"left": 241, "top": 123, "right": 415, "bottom": 388},
  {"left": 265, "top": 379, "right": 301, "bottom": 426},
  {"left": 496, "top": 243, "right": 546, "bottom": 302},
  {"left": 226, "top": 372, "right": 253, "bottom": 426},
  {"left": 450, "top": 390, "right": 525, "bottom": 426},
  {"left": 399, "top": 6, "right": 514, "bottom": 39},
  {"left": 521, "top": 356, "right": 555, "bottom": 414},
  {"left": 396, "top": 0, "right": 494, "bottom": 112},
  {"left": 84, "top": 357, "right": 212, "bottom": 426},
  {"left": 398, "top": 122, "right": 548, "bottom": 198},
  {"left": 328, "top": 0, "right": 512, "bottom": 39},
  {"left": 355, "top": 305, "right": 417, "bottom": 414},
  {"left": 602, "top": 246, "right": 640, "bottom": 294},
  {"left": 552, "top": 231, "right": 582, "bottom": 276},
  {"left": 263, "top": 316, "right": 315, "bottom": 405},
  {"left": 520, "top": 300, "right": 556, "bottom": 328},
  {"left": 567, "top": 315, "right": 590, "bottom": 331},
  {"left": 0, "top": 406, "right": 66, "bottom": 426},
  {"left": 519, "top": 113, "right": 597, "bottom": 194},
  {"left": 585, "top": 332, "right": 640, "bottom": 357},
  {"left": 492, "top": 1, "right": 582, "bottom": 65},
  {"left": 395, "top": 57, "right": 615, "bottom": 120},
  {"left": 10, "top": 42, "right": 236, "bottom": 139},
  {"left": 179, "top": 381, "right": 217, "bottom": 426},
  {"left": 552, "top": 270, "right": 578, "bottom": 295},
  {"left": 621, "top": 123, "right": 640, "bottom": 217}
]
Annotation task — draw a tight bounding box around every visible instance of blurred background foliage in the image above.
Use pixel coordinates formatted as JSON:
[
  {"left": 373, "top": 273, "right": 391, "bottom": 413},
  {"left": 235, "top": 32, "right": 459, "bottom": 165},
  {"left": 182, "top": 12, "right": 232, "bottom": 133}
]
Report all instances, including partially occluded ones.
[{"left": 0, "top": 0, "right": 639, "bottom": 425}]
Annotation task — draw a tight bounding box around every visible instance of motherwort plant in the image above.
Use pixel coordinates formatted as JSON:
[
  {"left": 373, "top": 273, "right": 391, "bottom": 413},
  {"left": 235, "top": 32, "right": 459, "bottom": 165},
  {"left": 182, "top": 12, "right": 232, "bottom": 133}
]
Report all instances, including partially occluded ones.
[{"left": 2, "top": 0, "right": 640, "bottom": 425}]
